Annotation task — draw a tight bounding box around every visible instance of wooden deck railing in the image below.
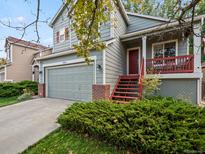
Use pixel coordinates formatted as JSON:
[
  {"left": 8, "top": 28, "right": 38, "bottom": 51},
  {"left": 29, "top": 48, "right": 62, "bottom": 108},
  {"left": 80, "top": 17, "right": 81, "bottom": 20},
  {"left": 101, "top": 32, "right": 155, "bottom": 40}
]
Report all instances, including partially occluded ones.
[{"left": 146, "top": 55, "right": 194, "bottom": 74}]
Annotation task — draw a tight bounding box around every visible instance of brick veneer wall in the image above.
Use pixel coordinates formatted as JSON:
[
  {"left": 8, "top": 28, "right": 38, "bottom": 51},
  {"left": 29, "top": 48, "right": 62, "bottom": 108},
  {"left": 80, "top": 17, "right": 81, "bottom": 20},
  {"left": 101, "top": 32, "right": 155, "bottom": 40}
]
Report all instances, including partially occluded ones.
[
  {"left": 38, "top": 84, "right": 45, "bottom": 97},
  {"left": 92, "top": 84, "right": 110, "bottom": 101}
]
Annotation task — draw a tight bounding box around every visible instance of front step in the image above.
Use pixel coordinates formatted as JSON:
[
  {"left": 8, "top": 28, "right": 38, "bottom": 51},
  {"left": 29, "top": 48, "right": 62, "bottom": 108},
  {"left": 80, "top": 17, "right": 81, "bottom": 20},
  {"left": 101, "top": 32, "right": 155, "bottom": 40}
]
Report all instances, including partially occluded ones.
[{"left": 111, "top": 75, "right": 141, "bottom": 103}]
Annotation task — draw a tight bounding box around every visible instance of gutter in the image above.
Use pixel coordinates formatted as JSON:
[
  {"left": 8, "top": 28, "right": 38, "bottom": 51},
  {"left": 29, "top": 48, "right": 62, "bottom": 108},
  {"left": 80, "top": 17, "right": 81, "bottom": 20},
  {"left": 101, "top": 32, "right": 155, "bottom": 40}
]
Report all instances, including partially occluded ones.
[
  {"left": 37, "top": 39, "right": 116, "bottom": 61},
  {"left": 36, "top": 49, "right": 75, "bottom": 61},
  {"left": 121, "top": 15, "right": 205, "bottom": 41}
]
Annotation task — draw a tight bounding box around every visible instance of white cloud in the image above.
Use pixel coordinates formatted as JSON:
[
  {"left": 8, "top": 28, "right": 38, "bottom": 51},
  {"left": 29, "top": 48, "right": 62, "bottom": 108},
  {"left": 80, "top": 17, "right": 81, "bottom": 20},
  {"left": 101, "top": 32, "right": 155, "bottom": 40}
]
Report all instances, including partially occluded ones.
[
  {"left": 0, "top": 16, "right": 26, "bottom": 26},
  {"left": 16, "top": 16, "right": 25, "bottom": 23}
]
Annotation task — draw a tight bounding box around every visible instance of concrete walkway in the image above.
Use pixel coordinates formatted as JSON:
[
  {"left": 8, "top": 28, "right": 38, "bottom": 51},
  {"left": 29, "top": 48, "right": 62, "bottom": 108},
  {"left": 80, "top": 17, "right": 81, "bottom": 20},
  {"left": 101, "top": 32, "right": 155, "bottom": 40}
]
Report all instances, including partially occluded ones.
[{"left": 0, "top": 98, "right": 72, "bottom": 154}]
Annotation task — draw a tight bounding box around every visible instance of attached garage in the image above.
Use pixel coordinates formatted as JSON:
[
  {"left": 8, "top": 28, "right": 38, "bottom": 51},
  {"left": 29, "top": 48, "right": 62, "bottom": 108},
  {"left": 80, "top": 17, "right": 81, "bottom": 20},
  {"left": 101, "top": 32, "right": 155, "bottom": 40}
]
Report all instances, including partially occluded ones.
[{"left": 46, "top": 63, "right": 94, "bottom": 101}]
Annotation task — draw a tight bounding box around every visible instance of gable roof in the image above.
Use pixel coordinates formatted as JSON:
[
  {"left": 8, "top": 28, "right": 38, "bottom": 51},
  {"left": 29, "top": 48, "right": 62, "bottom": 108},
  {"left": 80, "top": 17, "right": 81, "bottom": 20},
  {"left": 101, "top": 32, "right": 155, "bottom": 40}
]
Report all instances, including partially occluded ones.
[
  {"left": 121, "top": 14, "right": 205, "bottom": 41},
  {"left": 49, "top": 0, "right": 129, "bottom": 27},
  {"left": 6, "top": 36, "right": 49, "bottom": 50},
  {"left": 126, "top": 12, "right": 169, "bottom": 22}
]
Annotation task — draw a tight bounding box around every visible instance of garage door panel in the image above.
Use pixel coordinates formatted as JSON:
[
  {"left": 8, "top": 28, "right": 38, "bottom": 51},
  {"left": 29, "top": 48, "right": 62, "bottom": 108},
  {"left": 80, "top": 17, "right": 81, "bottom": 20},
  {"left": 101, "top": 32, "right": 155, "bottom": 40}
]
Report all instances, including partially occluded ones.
[{"left": 47, "top": 64, "right": 93, "bottom": 101}]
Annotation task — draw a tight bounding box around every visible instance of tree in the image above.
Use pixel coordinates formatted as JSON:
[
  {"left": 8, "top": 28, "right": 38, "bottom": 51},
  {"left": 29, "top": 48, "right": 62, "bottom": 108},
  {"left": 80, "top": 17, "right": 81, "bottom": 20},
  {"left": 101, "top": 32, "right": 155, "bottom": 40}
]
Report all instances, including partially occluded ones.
[
  {"left": 0, "top": 58, "right": 6, "bottom": 66},
  {"left": 0, "top": 0, "right": 203, "bottom": 61}
]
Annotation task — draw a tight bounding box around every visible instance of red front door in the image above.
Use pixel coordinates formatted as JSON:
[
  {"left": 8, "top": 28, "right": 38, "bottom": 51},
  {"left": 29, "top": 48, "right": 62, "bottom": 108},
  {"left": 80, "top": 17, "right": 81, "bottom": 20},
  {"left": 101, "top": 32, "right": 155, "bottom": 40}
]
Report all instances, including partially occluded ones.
[{"left": 129, "top": 49, "right": 139, "bottom": 74}]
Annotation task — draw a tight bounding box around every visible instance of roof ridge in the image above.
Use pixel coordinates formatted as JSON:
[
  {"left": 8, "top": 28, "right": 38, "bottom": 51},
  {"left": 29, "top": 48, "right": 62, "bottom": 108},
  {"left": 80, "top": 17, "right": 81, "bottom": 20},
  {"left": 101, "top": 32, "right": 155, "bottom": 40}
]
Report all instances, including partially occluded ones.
[{"left": 6, "top": 36, "right": 49, "bottom": 50}]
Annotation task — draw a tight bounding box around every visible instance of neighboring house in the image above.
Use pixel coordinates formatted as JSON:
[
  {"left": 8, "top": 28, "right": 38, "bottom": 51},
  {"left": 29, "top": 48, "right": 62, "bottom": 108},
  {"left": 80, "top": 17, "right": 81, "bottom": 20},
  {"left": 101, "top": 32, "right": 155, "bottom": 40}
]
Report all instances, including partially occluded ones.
[
  {"left": 38, "top": 0, "right": 204, "bottom": 104},
  {"left": 0, "top": 36, "right": 51, "bottom": 82}
]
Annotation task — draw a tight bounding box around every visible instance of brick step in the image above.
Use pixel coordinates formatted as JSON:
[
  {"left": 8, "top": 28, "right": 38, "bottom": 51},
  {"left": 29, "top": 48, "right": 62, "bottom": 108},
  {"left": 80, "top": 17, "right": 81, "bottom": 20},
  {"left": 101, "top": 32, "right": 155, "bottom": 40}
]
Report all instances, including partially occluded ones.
[{"left": 112, "top": 95, "right": 139, "bottom": 100}]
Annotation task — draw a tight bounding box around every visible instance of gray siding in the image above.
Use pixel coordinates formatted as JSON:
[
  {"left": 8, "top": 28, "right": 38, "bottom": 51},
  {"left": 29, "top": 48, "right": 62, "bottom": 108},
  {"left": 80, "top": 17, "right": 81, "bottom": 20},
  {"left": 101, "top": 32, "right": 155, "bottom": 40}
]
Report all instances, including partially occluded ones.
[
  {"left": 53, "top": 6, "right": 71, "bottom": 53},
  {"left": 159, "top": 79, "right": 198, "bottom": 104},
  {"left": 39, "top": 50, "right": 103, "bottom": 84},
  {"left": 52, "top": 6, "right": 111, "bottom": 53},
  {"left": 105, "top": 9, "right": 127, "bottom": 92},
  {"left": 127, "top": 15, "right": 166, "bottom": 33}
]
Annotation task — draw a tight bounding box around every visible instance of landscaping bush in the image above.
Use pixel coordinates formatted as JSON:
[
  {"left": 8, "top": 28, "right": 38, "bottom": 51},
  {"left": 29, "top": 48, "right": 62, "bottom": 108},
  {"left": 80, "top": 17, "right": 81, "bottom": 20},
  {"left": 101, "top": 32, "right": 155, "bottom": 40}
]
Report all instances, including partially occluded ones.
[
  {"left": 58, "top": 98, "right": 205, "bottom": 153},
  {"left": 17, "top": 93, "right": 32, "bottom": 102},
  {"left": 0, "top": 80, "right": 37, "bottom": 97}
]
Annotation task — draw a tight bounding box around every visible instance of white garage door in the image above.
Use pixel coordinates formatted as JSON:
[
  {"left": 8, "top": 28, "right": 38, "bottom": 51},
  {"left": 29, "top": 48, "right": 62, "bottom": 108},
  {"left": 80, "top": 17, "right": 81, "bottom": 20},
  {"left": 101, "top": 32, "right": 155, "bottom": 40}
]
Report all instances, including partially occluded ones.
[{"left": 46, "top": 64, "right": 94, "bottom": 101}]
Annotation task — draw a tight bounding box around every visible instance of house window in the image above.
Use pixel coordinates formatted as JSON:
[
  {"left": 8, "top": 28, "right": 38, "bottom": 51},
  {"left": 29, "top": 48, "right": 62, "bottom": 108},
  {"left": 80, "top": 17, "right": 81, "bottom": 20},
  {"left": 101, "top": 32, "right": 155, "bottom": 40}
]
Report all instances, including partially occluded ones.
[
  {"left": 6, "top": 45, "right": 12, "bottom": 62},
  {"left": 56, "top": 31, "right": 60, "bottom": 43},
  {"left": 153, "top": 40, "right": 177, "bottom": 59},
  {"left": 65, "top": 27, "right": 69, "bottom": 40},
  {"left": 59, "top": 28, "right": 65, "bottom": 42},
  {"left": 56, "top": 27, "right": 70, "bottom": 43}
]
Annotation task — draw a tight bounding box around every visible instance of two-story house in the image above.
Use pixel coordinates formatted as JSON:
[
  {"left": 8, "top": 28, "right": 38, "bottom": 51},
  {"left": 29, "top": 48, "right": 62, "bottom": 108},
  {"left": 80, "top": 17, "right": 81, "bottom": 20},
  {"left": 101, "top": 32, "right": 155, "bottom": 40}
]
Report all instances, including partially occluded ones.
[
  {"left": 37, "top": 0, "right": 204, "bottom": 104},
  {"left": 0, "top": 36, "right": 51, "bottom": 82}
]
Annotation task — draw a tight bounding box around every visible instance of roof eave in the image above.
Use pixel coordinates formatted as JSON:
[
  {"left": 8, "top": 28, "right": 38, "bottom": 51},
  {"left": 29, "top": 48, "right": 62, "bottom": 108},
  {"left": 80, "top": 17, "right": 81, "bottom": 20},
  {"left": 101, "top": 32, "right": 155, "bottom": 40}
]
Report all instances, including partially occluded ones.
[
  {"left": 121, "top": 15, "right": 205, "bottom": 41},
  {"left": 49, "top": 4, "right": 66, "bottom": 27},
  {"left": 126, "top": 12, "right": 169, "bottom": 22}
]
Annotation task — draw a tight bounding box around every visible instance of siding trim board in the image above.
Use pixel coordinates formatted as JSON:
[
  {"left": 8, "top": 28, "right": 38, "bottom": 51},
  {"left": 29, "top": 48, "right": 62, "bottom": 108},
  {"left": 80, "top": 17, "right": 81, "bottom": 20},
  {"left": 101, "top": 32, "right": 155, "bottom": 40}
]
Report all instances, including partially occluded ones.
[
  {"left": 126, "top": 47, "right": 141, "bottom": 75},
  {"left": 146, "top": 73, "right": 202, "bottom": 79}
]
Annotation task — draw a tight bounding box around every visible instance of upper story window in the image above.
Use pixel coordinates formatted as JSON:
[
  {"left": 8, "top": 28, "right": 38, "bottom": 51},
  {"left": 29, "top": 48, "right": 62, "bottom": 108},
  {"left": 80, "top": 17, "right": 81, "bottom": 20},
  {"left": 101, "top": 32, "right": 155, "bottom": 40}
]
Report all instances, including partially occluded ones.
[
  {"left": 152, "top": 40, "right": 177, "bottom": 59},
  {"left": 6, "top": 45, "right": 12, "bottom": 62},
  {"left": 56, "top": 27, "right": 70, "bottom": 43}
]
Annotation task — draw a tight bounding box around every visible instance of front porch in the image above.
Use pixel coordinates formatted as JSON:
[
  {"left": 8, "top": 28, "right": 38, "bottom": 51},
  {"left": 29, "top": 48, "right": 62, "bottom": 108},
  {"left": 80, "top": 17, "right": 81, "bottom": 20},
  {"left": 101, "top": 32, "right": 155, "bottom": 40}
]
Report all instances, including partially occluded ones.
[
  {"left": 121, "top": 25, "right": 201, "bottom": 77},
  {"left": 110, "top": 24, "right": 202, "bottom": 104}
]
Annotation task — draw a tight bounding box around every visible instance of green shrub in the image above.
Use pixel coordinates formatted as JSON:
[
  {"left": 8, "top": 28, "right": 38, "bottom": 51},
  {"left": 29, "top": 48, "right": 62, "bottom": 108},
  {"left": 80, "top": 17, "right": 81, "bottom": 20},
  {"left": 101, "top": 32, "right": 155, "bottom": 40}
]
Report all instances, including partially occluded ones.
[
  {"left": 0, "top": 80, "right": 37, "bottom": 97},
  {"left": 58, "top": 98, "right": 205, "bottom": 153},
  {"left": 17, "top": 93, "right": 32, "bottom": 102}
]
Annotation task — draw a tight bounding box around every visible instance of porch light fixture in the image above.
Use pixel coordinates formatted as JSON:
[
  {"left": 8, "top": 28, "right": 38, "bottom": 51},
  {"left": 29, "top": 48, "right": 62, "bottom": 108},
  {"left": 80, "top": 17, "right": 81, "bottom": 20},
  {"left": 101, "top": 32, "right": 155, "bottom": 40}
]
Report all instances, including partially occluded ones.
[{"left": 97, "top": 64, "right": 102, "bottom": 71}]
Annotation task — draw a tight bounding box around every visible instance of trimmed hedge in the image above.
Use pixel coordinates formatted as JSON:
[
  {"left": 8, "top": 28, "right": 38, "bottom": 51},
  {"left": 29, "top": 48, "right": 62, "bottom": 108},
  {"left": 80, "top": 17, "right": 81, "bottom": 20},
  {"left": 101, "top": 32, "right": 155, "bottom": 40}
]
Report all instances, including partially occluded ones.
[
  {"left": 0, "top": 80, "right": 38, "bottom": 97},
  {"left": 58, "top": 98, "right": 205, "bottom": 153}
]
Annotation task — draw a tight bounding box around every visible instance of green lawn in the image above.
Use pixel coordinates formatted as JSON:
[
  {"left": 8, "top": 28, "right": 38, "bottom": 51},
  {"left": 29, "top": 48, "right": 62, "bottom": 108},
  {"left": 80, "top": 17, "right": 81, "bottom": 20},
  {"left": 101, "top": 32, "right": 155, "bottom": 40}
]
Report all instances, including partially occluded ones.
[
  {"left": 0, "top": 96, "right": 18, "bottom": 107},
  {"left": 22, "top": 129, "right": 125, "bottom": 154}
]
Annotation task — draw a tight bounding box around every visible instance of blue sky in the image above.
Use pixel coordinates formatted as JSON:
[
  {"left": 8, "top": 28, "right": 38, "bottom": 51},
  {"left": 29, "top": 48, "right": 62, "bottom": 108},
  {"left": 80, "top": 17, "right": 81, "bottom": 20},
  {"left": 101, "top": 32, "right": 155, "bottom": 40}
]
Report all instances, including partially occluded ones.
[{"left": 0, "top": 0, "right": 62, "bottom": 58}]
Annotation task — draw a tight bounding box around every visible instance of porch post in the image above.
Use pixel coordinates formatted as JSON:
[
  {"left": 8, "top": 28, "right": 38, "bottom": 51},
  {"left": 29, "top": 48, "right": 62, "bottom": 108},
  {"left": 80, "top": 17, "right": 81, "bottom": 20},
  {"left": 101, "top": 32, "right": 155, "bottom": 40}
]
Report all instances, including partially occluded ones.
[
  {"left": 193, "top": 24, "right": 201, "bottom": 73},
  {"left": 142, "top": 36, "right": 147, "bottom": 75},
  {"left": 193, "top": 23, "right": 202, "bottom": 104}
]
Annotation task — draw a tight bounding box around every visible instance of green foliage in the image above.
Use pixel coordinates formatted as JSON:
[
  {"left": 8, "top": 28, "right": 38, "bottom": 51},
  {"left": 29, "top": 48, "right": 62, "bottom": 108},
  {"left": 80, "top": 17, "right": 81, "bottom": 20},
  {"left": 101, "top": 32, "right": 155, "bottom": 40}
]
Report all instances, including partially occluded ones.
[
  {"left": 0, "top": 58, "right": 6, "bottom": 66},
  {"left": 58, "top": 98, "right": 205, "bottom": 153},
  {"left": 0, "top": 80, "right": 37, "bottom": 97},
  {"left": 66, "top": 0, "right": 111, "bottom": 63},
  {"left": 17, "top": 93, "right": 32, "bottom": 102},
  {"left": 142, "top": 76, "right": 161, "bottom": 98},
  {"left": 17, "top": 88, "right": 33, "bottom": 102}
]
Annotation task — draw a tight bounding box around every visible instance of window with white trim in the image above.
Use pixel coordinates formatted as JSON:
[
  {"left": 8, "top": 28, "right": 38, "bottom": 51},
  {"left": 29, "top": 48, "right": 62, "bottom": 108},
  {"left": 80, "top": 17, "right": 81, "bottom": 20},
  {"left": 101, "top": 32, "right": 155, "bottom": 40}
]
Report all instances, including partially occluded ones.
[
  {"left": 56, "top": 27, "right": 70, "bottom": 44},
  {"left": 153, "top": 41, "right": 177, "bottom": 59},
  {"left": 59, "top": 28, "right": 65, "bottom": 42}
]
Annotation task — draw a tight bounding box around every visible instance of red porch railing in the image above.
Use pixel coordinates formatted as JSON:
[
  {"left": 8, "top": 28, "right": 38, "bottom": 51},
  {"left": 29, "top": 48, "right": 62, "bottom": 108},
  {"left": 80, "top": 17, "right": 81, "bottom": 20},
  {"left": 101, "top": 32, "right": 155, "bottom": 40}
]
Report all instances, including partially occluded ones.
[{"left": 146, "top": 55, "right": 194, "bottom": 74}]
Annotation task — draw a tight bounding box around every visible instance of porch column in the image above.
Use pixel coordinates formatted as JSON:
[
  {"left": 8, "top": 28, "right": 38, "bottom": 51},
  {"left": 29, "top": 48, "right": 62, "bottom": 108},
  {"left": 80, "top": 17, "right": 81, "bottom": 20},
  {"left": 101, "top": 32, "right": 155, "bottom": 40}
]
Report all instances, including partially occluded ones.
[
  {"left": 142, "top": 36, "right": 147, "bottom": 75},
  {"left": 193, "top": 24, "right": 202, "bottom": 73},
  {"left": 193, "top": 23, "right": 202, "bottom": 104}
]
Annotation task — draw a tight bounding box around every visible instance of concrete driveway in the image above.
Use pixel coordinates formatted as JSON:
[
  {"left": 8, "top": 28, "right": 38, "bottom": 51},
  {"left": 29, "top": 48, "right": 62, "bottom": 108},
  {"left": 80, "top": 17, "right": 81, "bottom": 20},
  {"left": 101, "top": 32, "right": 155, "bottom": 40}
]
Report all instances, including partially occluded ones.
[{"left": 0, "top": 98, "right": 72, "bottom": 154}]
